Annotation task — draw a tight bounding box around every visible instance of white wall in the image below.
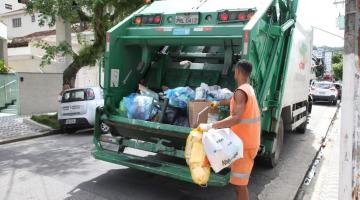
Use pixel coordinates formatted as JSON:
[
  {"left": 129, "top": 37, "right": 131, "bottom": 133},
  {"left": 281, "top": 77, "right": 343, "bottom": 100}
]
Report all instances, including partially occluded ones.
[
  {"left": 75, "top": 66, "right": 103, "bottom": 88},
  {"left": 7, "top": 45, "right": 67, "bottom": 73},
  {"left": 0, "top": 0, "right": 24, "bottom": 15},
  {"left": 0, "top": 22, "right": 7, "bottom": 64},
  {"left": 0, "top": 10, "right": 54, "bottom": 39},
  {"left": 17, "top": 72, "right": 62, "bottom": 115}
]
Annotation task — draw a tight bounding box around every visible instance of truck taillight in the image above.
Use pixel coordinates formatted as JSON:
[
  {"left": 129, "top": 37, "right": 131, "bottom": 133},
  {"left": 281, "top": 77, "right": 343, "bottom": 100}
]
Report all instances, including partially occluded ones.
[
  {"left": 238, "top": 13, "right": 246, "bottom": 21},
  {"left": 219, "top": 12, "right": 229, "bottom": 21},
  {"left": 153, "top": 15, "right": 162, "bottom": 24},
  {"left": 134, "top": 16, "right": 142, "bottom": 25},
  {"left": 218, "top": 10, "right": 255, "bottom": 23},
  {"left": 133, "top": 14, "right": 162, "bottom": 25}
]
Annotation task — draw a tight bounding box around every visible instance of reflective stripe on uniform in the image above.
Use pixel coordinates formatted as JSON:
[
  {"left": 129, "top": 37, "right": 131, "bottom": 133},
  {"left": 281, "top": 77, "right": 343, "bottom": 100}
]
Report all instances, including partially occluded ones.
[
  {"left": 239, "top": 117, "right": 261, "bottom": 124},
  {"left": 231, "top": 172, "right": 251, "bottom": 179}
]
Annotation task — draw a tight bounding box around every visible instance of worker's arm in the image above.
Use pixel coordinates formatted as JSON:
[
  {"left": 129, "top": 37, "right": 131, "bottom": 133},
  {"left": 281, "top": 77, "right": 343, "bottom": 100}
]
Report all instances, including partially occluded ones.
[{"left": 212, "top": 90, "right": 247, "bottom": 129}]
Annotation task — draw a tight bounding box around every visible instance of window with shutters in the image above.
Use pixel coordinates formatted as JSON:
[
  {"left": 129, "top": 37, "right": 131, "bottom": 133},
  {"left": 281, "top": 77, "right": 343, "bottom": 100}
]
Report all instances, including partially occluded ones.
[
  {"left": 12, "top": 18, "right": 22, "bottom": 28},
  {"left": 31, "top": 15, "right": 36, "bottom": 22},
  {"left": 5, "top": 4, "right": 12, "bottom": 10}
]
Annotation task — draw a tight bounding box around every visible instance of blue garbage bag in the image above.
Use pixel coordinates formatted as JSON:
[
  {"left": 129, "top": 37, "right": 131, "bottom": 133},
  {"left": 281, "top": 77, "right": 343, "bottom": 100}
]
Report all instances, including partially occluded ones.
[
  {"left": 165, "top": 87, "right": 195, "bottom": 109},
  {"left": 123, "top": 93, "right": 155, "bottom": 120}
]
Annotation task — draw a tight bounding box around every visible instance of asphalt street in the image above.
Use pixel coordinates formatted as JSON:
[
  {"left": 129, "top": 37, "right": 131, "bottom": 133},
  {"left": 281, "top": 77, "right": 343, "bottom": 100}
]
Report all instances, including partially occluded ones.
[{"left": 0, "top": 104, "right": 338, "bottom": 200}]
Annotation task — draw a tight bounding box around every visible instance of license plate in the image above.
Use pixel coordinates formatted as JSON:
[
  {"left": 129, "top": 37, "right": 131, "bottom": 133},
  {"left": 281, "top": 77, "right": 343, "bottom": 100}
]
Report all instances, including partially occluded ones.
[
  {"left": 175, "top": 13, "right": 199, "bottom": 25},
  {"left": 319, "top": 92, "right": 325, "bottom": 95},
  {"left": 65, "top": 119, "right": 76, "bottom": 124}
]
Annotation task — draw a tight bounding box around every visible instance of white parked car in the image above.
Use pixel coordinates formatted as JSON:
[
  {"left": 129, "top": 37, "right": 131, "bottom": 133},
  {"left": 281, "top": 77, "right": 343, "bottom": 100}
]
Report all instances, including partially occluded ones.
[
  {"left": 58, "top": 87, "right": 108, "bottom": 133},
  {"left": 310, "top": 81, "right": 338, "bottom": 105}
]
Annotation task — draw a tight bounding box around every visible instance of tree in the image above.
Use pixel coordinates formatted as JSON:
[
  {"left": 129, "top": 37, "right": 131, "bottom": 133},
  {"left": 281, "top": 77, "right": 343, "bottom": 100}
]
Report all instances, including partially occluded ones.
[
  {"left": 332, "top": 53, "right": 343, "bottom": 64},
  {"left": 26, "top": 0, "right": 144, "bottom": 88},
  {"left": 333, "top": 62, "right": 343, "bottom": 81},
  {"left": 332, "top": 53, "right": 343, "bottom": 81},
  {"left": 0, "top": 60, "right": 9, "bottom": 73}
]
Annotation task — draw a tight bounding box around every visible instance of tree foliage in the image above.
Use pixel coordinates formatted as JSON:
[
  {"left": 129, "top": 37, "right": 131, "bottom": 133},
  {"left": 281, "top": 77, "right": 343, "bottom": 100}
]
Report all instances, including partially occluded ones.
[
  {"left": 332, "top": 53, "right": 343, "bottom": 64},
  {"left": 26, "top": 0, "right": 144, "bottom": 88},
  {"left": 0, "top": 60, "right": 9, "bottom": 73},
  {"left": 332, "top": 53, "right": 343, "bottom": 81}
]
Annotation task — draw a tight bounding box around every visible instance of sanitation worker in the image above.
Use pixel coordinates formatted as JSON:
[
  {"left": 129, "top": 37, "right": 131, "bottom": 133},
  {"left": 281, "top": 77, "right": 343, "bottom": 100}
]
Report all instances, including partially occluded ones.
[{"left": 199, "top": 60, "right": 261, "bottom": 200}]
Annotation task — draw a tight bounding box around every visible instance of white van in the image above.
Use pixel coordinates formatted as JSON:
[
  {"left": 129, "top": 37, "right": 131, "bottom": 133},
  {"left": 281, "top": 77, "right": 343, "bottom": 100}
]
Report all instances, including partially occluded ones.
[{"left": 58, "top": 87, "right": 108, "bottom": 133}]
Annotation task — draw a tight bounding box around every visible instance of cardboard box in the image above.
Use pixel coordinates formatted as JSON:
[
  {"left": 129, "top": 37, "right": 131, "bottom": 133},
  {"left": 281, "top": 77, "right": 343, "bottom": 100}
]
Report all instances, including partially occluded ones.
[{"left": 188, "top": 100, "right": 211, "bottom": 128}]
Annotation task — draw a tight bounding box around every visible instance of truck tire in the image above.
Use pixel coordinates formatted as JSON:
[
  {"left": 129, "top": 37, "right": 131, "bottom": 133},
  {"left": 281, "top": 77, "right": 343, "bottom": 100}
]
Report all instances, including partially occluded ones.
[
  {"left": 308, "top": 101, "right": 312, "bottom": 114},
  {"left": 332, "top": 100, "right": 337, "bottom": 106},
  {"left": 265, "top": 118, "right": 284, "bottom": 168}
]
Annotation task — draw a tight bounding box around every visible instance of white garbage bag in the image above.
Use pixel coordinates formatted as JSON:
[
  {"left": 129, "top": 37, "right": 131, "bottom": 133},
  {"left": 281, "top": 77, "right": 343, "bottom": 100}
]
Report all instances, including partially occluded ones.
[{"left": 202, "top": 128, "right": 243, "bottom": 173}]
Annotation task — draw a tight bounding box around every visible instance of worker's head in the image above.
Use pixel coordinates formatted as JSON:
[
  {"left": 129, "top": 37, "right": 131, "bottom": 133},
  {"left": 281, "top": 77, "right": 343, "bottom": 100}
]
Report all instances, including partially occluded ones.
[{"left": 234, "top": 60, "right": 252, "bottom": 82}]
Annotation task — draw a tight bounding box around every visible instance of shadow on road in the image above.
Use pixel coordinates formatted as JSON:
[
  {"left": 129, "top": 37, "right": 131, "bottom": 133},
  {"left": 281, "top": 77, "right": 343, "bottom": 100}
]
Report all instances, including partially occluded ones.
[
  {"left": 65, "top": 167, "right": 236, "bottom": 200},
  {"left": 312, "top": 101, "right": 338, "bottom": 107}
]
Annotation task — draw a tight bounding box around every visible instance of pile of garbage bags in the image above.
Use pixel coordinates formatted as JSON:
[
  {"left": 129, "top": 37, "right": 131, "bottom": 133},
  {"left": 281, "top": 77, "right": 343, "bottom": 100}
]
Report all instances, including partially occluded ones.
[
  {"left": 123, "top": 93, "right": 157, "bottom": 120},
  {"left": 165, "top": 87, "right": 195, "bottom": 109},
  {"left": 185, "top": 128, "right": 244, "bottom": 185},
  {"left": 185, "top": 129, "right": 211, "bottom": 186},
  {"left": 195, "top": 83, "right": 233, "bottom": 101},
  {"left": 118, "top": 83, "right": 233, "bottom": 125}
]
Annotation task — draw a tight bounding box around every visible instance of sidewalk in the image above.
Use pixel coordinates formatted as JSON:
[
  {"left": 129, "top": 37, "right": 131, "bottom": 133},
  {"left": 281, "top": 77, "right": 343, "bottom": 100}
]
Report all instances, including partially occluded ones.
[
  {"left": 306, "top": 111, "right": 341, "bottom": 199},
  {"left": 0, "top": 115, "right": 53, "bottom": 144}
]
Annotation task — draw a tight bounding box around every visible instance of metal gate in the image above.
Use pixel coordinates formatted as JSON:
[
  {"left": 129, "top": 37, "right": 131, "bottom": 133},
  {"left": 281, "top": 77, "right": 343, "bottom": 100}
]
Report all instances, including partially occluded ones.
[{"left": 0, "top": 73, "right": 18, "bottom": 115}]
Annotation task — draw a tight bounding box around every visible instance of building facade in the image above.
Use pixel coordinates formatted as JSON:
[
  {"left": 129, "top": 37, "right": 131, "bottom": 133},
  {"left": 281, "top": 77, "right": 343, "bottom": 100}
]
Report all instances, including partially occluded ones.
[
  {"left": 0, "top": 8, "right": 54, "bottom": 39},
  {"left": 0, "top": 0, "right": 24, "bottom": 15}
]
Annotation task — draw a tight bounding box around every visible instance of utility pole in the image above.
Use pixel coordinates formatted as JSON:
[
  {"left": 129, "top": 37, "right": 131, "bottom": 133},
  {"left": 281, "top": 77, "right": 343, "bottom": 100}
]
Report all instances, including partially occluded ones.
[{"left": 339, "top": 0, "right": 360, "bottom": 199}]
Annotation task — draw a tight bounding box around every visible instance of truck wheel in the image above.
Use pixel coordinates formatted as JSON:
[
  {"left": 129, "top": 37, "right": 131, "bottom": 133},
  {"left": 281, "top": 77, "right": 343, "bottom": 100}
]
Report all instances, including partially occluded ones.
[
  {"left": 308, "top": 101, "right": 312, "bottom": 114},
  {"left": 332, "top": 100, "right": 337, "bottom": 106},
  {"left": 266, "top": 118, "right": 284, "bottom": 168}
]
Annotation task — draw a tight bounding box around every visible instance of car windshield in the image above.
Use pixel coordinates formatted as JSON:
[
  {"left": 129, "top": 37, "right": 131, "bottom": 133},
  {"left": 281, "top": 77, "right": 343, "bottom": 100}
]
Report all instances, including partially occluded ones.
[
  {"left": 314, "top": 83, "right": 333, "bottom": 89},
  {"left": 62, "top": 89, "right": 86, "bottom": 103}
]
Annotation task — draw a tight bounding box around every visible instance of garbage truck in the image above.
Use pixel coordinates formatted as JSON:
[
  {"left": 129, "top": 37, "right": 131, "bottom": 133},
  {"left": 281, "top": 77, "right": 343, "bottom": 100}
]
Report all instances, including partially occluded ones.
[{"left": 92, "top": 0, "right": 313, "bottom": 186}]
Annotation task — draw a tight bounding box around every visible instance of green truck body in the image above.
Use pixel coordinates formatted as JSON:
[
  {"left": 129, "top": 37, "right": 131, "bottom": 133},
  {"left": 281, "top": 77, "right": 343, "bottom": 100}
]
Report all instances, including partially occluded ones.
[{"left": 92, "top": 0, "right": 312, "bottom": 186}]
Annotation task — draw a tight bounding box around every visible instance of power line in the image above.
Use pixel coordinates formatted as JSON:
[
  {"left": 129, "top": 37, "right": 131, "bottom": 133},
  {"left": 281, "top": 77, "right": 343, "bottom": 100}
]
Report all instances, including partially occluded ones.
[{"left": 312, "top": 26, "right": 344, "bottom": 40}]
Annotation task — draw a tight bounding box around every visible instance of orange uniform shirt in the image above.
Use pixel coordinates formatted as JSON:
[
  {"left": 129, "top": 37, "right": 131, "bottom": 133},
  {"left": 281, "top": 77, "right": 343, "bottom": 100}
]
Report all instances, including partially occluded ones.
[{"left": 230, "top": 83, "right": 261, "bottom": 149}]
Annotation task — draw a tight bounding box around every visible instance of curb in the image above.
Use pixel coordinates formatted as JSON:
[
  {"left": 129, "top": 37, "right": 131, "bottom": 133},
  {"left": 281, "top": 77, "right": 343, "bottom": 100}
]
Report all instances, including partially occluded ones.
[
  {"left": 0, "top": 130, "right": 59, "bottom": 145},
  {"left": 23, "top": 118, "right": 54, "bottom": 131}
]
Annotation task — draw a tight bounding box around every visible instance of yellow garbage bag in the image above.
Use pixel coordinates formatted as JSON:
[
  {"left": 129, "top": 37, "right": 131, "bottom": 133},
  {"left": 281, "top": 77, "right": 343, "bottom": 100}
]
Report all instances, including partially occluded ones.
[{"left": 185, "top": 129, "right": 211, "bottom": 186}]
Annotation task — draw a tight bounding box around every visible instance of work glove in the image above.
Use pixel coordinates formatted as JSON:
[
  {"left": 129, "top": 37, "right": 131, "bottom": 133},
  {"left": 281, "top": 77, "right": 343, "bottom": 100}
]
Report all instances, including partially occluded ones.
[
  {"left": 210, "top": 101, "right": 220, "bottom": 108},
  {"left": 198, "top": 123, "right": 213, "bottom": 132}
]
